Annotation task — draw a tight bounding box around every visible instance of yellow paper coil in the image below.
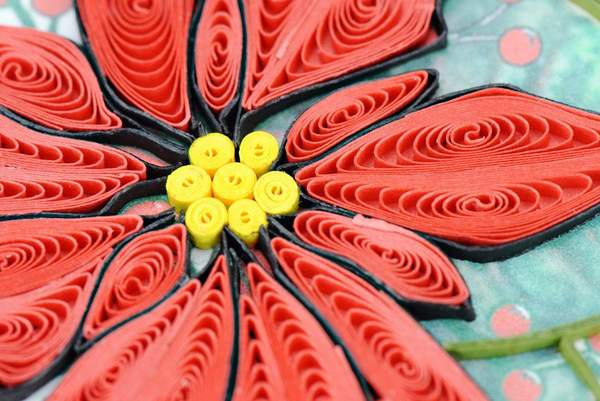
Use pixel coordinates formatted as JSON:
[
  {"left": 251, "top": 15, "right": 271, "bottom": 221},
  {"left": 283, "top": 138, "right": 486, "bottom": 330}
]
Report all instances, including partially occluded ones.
[
  {"left": 228, "top": 199, "right": 267, "bottom": 247},
  {"left": 254, "top": 171, "right": 299, "bottom": 215},
  {"left": 185, "top": 197, "right": 228, "bottom": 249},
  {"left": 239, "top": 130, "right": 279, "bottom": 176},
  {"left": 166, "top": 165, "right": 212, "bottom": 212},
  {"left": 188, "top": 132, "right": 235, "bottom": 176},
  {"left": 212, "top": 162, "right": 257, "bottom": 206}
]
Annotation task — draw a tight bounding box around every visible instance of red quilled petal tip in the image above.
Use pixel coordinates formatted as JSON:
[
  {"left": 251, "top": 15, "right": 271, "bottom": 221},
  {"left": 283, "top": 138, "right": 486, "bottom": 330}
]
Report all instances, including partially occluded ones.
[
  {"left": 0, "top": 114, "right": 146, "bottom": 216},
  {"left": 0, "top": 263, "right": 98, "bottom": 387},
  {"left": 47, "top": 255, "right": 234, "bottom": 401},
  {"left": 83, "top": 224, "right": 187, "bottom": 340},
  {"left": 285, "top": 71, "right": 430, "bottom": 163},
  {"left": 293, "top": 210, "right": 470, "bottom": 307},
  {"left": 271, "top": 237, "right": 489, "bottom": 401},
  {"left": 233, "top": 262, "right": 366, "bottom": 401},
  {"left": 76, "top": 0, "right": 194, "bottom": 131},
  {"left": 195, "top": 0, "right": 243, "bottom": 113},
  {"left": 243, "top": 0, "right": 436, "bottom": 110},
  {"left": 0, "top": 215, "right": 142, "bottom": 298},
  {"left": 297, "top": 87, "right": 600, "bottom": 247},
  {"left": 0, "top": 26, "right": 121, "bottom": 132}
]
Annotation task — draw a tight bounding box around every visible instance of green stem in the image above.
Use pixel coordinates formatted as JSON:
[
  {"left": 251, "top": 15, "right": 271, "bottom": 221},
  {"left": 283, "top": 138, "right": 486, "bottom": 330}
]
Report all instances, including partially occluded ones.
[
  {"left": 444, "top": 314, "right": 600, "bottom": 360},
  {"left": 570, "top": 0, "right": 600, "bottom": 21},
  {"left": 9, "top": 0, "right": 35, "bottom": 27},
  {"left": 559, "top": 336, "right": 600, "bottom": 400}
]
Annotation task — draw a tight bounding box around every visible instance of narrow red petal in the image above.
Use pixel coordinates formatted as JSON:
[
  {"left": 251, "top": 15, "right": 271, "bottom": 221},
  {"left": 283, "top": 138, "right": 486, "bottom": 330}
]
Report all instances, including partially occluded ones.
[
  {"left": 233, "top": 263, "right": 365, "bottom": 401},
  {"left": 272, "top": 238, "right": 489, "bottom": 401},
  {"left": 77, "top": 0, "right": 194, "bottom": 131},
  {"left": 195, "top": 0, "right": 243, "bottom": 113},
  {"left": 0, "top": 215, "right": 143, "bottom": 298},
  {"left": 0, "top": 114, "right": 146, "bottom": 215},
  {"left": 83, "top": 224, "right": 188, "bottom": 340},
  {"left": 0, "top": 263, "right": 98, "bottom": 387},
  {"left": 47, "top": 256, "right": 234, "bottom": 401},
  {"left": 285, "top": 71, "right": 430, "bottom": 162},
  {"left": 0, "top": 26, "right": 121, "bottom": 131},
  {"left": 293, "top": 211, "right": 470, "bottom": 306},
  {"left": 297, "top": 88, "right": 600, "bottom": 246}
]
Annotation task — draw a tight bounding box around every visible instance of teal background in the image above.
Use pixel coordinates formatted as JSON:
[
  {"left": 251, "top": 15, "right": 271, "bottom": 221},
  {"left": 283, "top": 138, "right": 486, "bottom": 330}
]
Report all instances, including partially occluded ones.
[{"left": 3, "top": 0, "right": 599, "bottom": 400}]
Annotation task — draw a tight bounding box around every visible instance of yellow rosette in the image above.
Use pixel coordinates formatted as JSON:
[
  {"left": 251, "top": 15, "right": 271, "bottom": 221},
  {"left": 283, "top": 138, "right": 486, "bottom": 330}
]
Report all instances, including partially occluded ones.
[
  {"left": 212, "top": 162, "right": 257, "bottom": 206},
  {"left": 185, "top": 197, "right": 228, "bottom": 249},
  {"left": 254, "top": 171, "right": 299, "bottom": 215},
  {"left": 228, "top": 199, "right": 267, "bottom": 247},
  {"left": 239, "top": 130, "right": 279, "bottom": 176},
  {"left": 188, "top": 132, "right": 235, "bottom": 176},
  {"left": 166, "top": 165, "right": 212, "bottom": 212}
]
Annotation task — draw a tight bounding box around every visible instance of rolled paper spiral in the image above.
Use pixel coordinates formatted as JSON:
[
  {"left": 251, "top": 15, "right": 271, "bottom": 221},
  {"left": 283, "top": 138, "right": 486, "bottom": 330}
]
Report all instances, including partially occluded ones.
[
  {"left": 83, "top": 224, "right": 188, "bottom": 340},
  {"left": 253, "top": 171, "right": 299, "bottom": 215},
  {"left": 228, "top": 199, "right": 267, "bottom": 247},
  {"left": 0, "top": 114, "right": 146, "bottom": 216},
  {"left": 0, "top": 263, "right": 98, "bottom": 387},
  {"left": 239, "top": 131, "right": 279, "bottom": 176},
  {"left": 293, "top": 211, "right": 470, "bottom": 307},
  {"left": 47, "top": 256, "right": 234, "bottom": 401},
  {"left": 296, "top": 88, "right": 600, "bottom": 247},
  {"left": 166, "top": 165, "right": 212, "bottom": 212},
  {"left": 0, "top": 26, "right": 121, "bottom": 131},
  {"left": 272, "top": 238, "right": 489, "bottom": 401},
  {"left": 233, "top": 263, "right": 365, "bottom": 401},
  {"left": 212, "top": 162, "right": 257, "bottom": 206},
  {"left": 243, "top": 0, "right": 436, "bottom": 110},
  {"left": 0, "top": 215, "right": 143, "bottom": 298},
  {"left": 76, "top": 0, "right": 194, "bottom": 131},
  {"left": 185, "top": 197, "right": 228, "bottom": 249},
  {"left": 189, "top": 133, "right": 236, "bottom": 177},
  {"left": 195, "top": 0, "right": 243, "bottom": 112},
  {"left": 285, "top": 71, "right": 430, "bottom": 162}
]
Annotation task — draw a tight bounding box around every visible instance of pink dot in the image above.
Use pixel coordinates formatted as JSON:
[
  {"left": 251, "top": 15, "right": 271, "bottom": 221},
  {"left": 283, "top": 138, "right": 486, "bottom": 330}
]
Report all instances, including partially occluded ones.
[
  {"left": 0, "top": 0, "right": 7, "bottom": 7},
  {"left": 589, "top": 334, "right": 600, "bottom": 353},
  {"left": 499, "top": 28, "right": 542, "bottom": 66},
  {"left": 503, "top": 370, "right": 542, "bottom": 401},
  {"left": 33, "top": 0, "right": 72, "bottom": 17},
  {"left": 500, "top": 0, "right": 521, "bottom": 3},
  {"left": 124, "top": 200, "right": 171, "bottom": 216},
  {"left": 490, "top": 304, "right": 531, "bottom": 337}
]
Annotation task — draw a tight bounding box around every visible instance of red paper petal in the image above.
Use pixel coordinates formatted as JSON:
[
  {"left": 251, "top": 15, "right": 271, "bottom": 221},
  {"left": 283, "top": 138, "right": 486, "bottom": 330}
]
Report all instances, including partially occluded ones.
[
  {"left": 48, "top": 256, "right": 234, "bottom": 401},
  {"left": 0, "top": 263, "right": 98, "bottom": 387},
  {"left": 83, "top": 224, "right": 187, "bottom": 340},
  {"left": 0, "top": 26, "right": 121, "bottom": 131},
  {"left": 293, "top": 211, "right": 470, "bottom": 306},
  {"left": 272, "top": 238, "right": 488, "bottom": 401},
  {"left": 0, "top": 114, "right": 146, "bottom": 215},
  {"left": 195, "top": 0, "right": 243, "bottom": 113},
  {"left": 76, "top": 0, "right": 194, "bottom": 131},
  {"left": 297, "top": 87, "right": 600, "bottom": 246},
  {"left": 285, "top": 71, "right": 430, "bottom": 162},
  {"left": 0, "top": 215, "right": 142, "bottom": 298},
  {"left": 233, "top": 263, "right": 365, "bottom": 401},
  {"left": 243, "top": 0, "right": 436, "bottom": 110}
]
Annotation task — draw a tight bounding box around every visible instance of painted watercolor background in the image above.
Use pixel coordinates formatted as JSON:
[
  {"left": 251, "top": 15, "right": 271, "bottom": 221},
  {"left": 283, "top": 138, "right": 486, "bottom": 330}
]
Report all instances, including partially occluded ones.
[{"left": 1, "top": 0, "right": 599, "bottom": 400}]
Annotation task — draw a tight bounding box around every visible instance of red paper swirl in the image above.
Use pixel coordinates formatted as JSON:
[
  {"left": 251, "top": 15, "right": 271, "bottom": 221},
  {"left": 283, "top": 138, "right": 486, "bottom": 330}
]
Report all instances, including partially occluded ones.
[
  {"left": 47, "top": 255, "right": 234, "bottom": 401},
  {"left": 272, "top": 237, "right": 488, "bottom": 401},
  {"left": 76, "top": 0, "right": 194, "bottom": 131},
  {"left": 195, "top": 0, "right": 243, "bottom": 112},
  {"left": 233, "top": 263, "right": 365, "bottom": 401},
  {"left": 285, "top": 71, "right": 429, "bottom": 162},
  {"left": 297, "top": 88, "right": 600, "bottom": 246},
  {"left": 294, "top": 211, "right": 470, "bottom": 307},
  {"left": 0, "top": 26, "right": 121, "bottom": 131},
  {"left": 0, "top": 215, "right": 142, "bottom": 298},
  {"left": 243, "top": 0, "right": 436, "bottom": 110},
  {"left": 83, "top": 224, "right": 187, "bottom": 340},
  {"left": 0, "top": 114, "right": 146, "bottom": 215},
  {"left": 0, "top": 263, "right": 98, "bottom": 387}
]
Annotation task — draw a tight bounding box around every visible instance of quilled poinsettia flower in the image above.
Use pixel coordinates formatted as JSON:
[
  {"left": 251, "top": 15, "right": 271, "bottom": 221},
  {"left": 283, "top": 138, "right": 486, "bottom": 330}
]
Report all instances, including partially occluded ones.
[{"left": 2, "top": 1, "right": 600, "bottom": 400}]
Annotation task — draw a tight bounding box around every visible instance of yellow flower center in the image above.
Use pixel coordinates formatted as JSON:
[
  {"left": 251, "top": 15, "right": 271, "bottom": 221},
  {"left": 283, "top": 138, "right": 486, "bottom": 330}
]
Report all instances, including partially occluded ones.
[{"left": 166, "top": 131, "right": 298, "bottom": 249}]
